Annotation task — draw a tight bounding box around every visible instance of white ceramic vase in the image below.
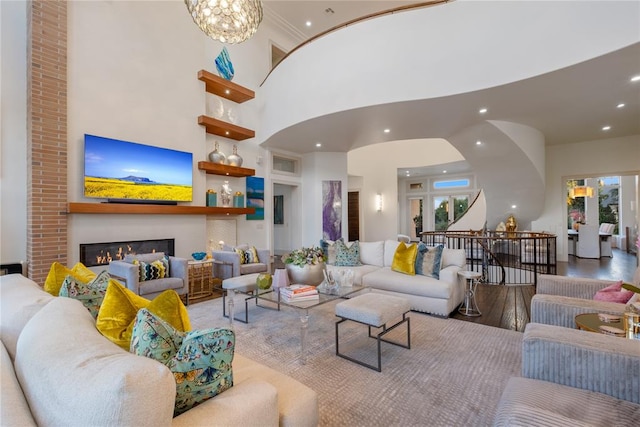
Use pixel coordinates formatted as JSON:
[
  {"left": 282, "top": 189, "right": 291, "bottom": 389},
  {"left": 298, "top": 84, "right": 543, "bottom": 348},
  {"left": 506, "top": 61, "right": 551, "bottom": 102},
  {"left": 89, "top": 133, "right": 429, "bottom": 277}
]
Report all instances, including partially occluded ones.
[{"left": 285, "top": 262, "right": 325, "bottom": 286}]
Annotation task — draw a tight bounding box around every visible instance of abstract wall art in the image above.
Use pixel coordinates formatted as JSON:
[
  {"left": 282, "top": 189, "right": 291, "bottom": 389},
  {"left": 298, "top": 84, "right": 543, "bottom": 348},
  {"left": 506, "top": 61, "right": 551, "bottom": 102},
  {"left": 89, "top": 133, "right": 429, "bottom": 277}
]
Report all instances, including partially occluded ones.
[
  {"left": 246, "top": 176, "right": 264, "bottom": 220},
  {"left": 322, "top": 180, "right": 342, "bottom": 241}
]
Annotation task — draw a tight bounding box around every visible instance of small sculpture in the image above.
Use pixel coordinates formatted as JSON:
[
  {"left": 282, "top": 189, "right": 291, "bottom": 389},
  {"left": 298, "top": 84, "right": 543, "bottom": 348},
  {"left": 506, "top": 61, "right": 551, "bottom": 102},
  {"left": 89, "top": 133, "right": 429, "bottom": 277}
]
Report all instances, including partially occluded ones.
[
  {"left": 506, "top": 214, "right": 517, "bottom": 236},
  {"left": 220, "top": 181, "right": 232, "bottom": 207}
]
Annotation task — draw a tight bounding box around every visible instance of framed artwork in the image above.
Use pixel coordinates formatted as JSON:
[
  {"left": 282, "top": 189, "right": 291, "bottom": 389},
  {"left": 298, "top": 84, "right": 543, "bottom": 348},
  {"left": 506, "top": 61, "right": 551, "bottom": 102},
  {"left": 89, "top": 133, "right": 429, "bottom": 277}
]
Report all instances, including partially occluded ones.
[
  {"left": 322, "top": 180, "right": 342, "bottom": 241},
  {"left": 274, "top": 195, "right": 284, "bottom": 224},
  {"left": 246, "top": 176, "right": 264, "bottom": 220}
]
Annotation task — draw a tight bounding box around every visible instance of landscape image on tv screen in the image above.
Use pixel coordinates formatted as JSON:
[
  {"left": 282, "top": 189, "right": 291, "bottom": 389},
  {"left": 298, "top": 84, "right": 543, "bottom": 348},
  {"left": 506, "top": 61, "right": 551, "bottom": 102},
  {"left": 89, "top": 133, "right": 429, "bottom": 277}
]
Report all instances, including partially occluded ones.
[{"left": 84, "top": 134, "right": 193, "bottom": 202}]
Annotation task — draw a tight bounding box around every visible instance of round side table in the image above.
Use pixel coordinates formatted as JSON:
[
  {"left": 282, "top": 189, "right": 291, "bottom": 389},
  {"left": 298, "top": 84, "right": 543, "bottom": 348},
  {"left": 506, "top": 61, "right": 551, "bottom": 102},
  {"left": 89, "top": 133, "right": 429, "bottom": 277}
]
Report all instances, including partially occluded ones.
[{"left": 457, "top": 270, "right": 482, "bottom": 317}]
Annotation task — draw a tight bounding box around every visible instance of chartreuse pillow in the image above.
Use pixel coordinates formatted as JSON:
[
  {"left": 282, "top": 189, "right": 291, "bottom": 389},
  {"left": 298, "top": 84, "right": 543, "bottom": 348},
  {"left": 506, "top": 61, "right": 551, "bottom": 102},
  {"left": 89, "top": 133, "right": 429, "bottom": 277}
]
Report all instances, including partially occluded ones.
[
  {"left": 131, "top": 308, "right": 234, "bottom": 416},
  {"left": 44, "top": 262, "right": 97, "bottom": 296},
  {"left": 96, "top": 281, "right": 191, "bottom": 350},
  {"left": 58, "top": 270, "right": 112, "bottom": 319},
  {"left": 391, "top": 242, "right": 418, "bottom": 275}
]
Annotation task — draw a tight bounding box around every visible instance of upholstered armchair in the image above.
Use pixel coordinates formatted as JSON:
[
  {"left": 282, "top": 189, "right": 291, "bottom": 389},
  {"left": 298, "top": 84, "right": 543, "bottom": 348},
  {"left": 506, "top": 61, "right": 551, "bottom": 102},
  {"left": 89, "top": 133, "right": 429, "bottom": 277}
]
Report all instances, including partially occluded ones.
[
  {"left": 599, "top": 222, "right": 615, "bottom": 257},
  {"left": 530, "top": 267, "right": 640, "bottom": 328},
  {"left": 211, "top": 244, "right": 270, "bottom": 280},
  {"left": 108, "top": 252, "right": 189, "bottom": 303}
]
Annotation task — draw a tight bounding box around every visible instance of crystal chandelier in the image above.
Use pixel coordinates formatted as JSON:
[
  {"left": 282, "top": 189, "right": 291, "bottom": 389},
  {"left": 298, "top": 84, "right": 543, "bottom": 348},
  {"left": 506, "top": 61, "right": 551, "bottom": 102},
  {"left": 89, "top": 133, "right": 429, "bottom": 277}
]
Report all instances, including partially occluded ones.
[{"left": 185, "top": 0, "right": 263, "bottom": 44}]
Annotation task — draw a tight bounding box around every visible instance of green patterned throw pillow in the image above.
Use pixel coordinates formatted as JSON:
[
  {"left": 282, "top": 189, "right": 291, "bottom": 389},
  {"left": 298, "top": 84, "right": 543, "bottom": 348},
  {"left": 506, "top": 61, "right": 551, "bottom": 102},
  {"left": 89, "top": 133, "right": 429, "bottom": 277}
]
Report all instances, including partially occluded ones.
[
  {"left": 59, "top": 269, "right": 111, "bottom": 319},
  {"left": 131, "top": 308, "right": 234, "bottom": 416},
  {"left": 334, "top": 240, "right": 362, "bottom": 267}
]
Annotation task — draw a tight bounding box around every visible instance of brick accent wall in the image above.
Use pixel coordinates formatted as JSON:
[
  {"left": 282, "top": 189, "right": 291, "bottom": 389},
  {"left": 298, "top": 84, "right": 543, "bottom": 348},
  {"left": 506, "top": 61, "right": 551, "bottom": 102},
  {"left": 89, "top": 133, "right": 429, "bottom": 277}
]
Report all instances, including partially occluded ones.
[{"left": 27, "top": 0, "right": 67, "bottom": 284}]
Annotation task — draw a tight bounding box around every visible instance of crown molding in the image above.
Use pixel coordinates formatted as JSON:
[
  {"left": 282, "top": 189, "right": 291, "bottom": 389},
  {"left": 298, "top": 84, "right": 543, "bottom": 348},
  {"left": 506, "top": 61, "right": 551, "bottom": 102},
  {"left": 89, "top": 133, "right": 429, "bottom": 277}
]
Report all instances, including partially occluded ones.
[{"left": 262, "top": 3, "right": 307, "bottom": 45}]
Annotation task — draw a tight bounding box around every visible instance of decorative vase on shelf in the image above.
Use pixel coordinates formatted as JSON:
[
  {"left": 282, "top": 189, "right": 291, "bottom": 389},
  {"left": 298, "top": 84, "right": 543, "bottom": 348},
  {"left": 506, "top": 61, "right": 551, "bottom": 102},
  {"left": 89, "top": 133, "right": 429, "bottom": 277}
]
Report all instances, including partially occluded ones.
[
  {"left": 285, "top": 262, "right": 325, "bottom": 286},
  {"left": 227, "top": 145, "right": 243, "bottom": 167},
  {"left": 208, "top": 141, "right": 226, "bottom": 164},
  {"left": 220, "top": 181, "right": 232, "bottom": 207},
  {"left": 214, "top": 47, "right": 235, "bottom": 81}
]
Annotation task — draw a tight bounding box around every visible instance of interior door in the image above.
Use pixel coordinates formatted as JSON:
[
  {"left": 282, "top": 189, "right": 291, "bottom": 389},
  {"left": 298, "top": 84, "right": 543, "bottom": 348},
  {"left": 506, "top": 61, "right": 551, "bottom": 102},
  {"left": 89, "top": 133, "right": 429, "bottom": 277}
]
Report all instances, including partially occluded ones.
[{"left": 348, "top": 191, "right": 360, "bottom": 241}]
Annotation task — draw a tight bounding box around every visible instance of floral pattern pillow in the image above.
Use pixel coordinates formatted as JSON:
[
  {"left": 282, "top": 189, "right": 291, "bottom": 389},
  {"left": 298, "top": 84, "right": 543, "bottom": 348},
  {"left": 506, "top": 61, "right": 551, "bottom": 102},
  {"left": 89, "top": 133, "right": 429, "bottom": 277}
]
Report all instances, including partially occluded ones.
[
  {"left": 131, "top": 308, "right": 234, "bottom": 416},
  {"left": 334, "top": 240, "right": 362, "bottom": 267},
  {"left": 58, "top": 269, "right": 111, "bottom": 319}
]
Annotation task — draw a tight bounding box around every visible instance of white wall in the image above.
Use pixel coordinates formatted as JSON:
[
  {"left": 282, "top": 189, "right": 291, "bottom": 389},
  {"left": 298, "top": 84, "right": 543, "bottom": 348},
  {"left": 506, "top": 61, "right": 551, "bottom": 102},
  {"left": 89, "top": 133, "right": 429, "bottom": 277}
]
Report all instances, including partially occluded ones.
[
  {"left": 349, "top": 138, "right": 464, "bottom": 241},
  {"left": 0, "top": 0, "right": 28, "bottom": 264},
  {"left": 63, "top": 0, "right": 301, "bottom": 261},
  {"left": 301, "top": 152, "right": 348, "bottom": 247},
  {"left": 532, "top": 134, "right": 640, "bottom": 260}
]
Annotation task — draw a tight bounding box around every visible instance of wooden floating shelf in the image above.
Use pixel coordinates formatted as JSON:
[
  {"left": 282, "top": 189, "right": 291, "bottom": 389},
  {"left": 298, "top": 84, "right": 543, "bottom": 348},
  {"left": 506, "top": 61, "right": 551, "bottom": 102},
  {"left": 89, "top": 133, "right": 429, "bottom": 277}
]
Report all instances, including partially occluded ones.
[
  {"left": 198, "top": 70, "right": 254, "bottom": 103},
  {"left": 198, "top": 161, "right": 255, "bottom": 177},
  {"left": 67, "top": 203, "right": 255, "bottom": 216},
  {"left": 198, "top": 115, "right": 255, "bottom": 141}
]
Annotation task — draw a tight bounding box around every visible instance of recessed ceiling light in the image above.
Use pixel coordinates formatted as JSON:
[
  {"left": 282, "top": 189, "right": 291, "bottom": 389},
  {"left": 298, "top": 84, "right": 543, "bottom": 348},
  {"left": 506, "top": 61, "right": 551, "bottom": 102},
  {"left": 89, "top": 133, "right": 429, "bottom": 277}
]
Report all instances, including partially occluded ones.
[
  {"left": 305, "top": 21, "right": 312, "bottom": 27},
  {"left": 617, "top": 103, "right": 625, "bottom": 108},
  {"left": 478, "top": 108, "right": 488, "bottom": 114},
  {"left": 476, "top": 140, "right": 482, "bottom": 145},
  {"left": 315, "top": 143, "right": 322, "bottom": 147},
  {"left": 511, "top": 205, "right": 517, "bottom": 209},
  {"left": 225, "top": 89, "right": 230, "bottom": 94},
  {"left": 602, "top": 126, "right": 611, "bottom": 131},
  {"left": 442, "top": 170, "right": 447, "bottom": 174},
  {"left": 383, "top": 129, "right": 390, "bottom": 133},
  {"left": 631, "top": 75, "right": 640, "bottom": 82}
]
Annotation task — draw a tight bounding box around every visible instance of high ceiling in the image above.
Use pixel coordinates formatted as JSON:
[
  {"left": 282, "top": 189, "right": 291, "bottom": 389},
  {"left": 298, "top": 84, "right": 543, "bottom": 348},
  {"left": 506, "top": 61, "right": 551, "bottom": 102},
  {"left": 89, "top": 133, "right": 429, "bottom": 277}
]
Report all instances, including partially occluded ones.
[{"left": 262, "top": 1, "right": 640, "bottom": 178}]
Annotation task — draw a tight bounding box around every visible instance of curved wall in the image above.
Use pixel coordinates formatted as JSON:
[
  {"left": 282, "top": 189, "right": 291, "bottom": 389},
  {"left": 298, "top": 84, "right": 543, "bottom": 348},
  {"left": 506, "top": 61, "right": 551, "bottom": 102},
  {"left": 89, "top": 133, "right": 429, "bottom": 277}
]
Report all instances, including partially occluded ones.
[{"left": 260, "top": 0, "right": 639, "bottom": 142}]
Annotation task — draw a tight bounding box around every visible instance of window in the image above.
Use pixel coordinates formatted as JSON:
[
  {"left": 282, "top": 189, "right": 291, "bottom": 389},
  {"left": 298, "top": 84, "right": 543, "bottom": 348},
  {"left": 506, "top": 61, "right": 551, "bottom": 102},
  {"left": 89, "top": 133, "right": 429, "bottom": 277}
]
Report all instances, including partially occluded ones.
[
  {"left": 272, "top": 154, "right": 300, "bottom": 176},
  {"left": 433, "top": 178, "right": 470, "bottom": 190}
]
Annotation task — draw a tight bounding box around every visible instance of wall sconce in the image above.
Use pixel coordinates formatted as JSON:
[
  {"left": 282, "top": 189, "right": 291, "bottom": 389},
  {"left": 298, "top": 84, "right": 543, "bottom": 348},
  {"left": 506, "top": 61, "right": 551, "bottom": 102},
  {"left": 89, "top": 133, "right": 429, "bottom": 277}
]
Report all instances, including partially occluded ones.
[
  {"left": 375, "top": 193, "right": 383, "bottom": 212},
  {"left": 569, "top": 186, "right": 594, "bottom": 198}
]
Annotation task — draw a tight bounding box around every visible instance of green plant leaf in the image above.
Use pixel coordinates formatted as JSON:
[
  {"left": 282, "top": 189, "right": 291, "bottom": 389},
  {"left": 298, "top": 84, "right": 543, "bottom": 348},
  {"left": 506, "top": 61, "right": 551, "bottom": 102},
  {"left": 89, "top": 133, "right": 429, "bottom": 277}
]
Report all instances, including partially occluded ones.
[{"left": 622, "top": 283, "right": 640, "bottom": 294}]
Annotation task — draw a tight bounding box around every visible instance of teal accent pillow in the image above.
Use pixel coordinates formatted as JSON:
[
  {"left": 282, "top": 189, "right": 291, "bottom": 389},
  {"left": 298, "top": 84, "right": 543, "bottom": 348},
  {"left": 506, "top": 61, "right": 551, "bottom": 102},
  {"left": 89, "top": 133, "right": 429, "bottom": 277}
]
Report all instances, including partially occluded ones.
[
  {"left": 58, "top": 269, "right": 111, "bottom": 319},
  {"left": 334, "top": 240, "right": 362, "bottom": 267},
  {"left": 131, "top": 308, "right": 234, "bottom": 416},
  {"left": 416, "top": 244, "right": 444, "bottom": 279}
]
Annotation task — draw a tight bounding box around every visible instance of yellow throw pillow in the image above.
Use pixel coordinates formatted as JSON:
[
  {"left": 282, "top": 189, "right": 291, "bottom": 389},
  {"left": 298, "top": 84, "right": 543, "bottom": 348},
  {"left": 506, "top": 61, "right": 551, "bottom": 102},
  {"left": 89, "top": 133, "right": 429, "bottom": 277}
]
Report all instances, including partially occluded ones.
[
  {"left": 96, "top": 281, "right": 190, "bottom": 350},
  {"left": 391, "top": 243, "right": 418, "bottom": 276},
  {"left": 44, "top": 262, "right": 96, "bottom": 296}
]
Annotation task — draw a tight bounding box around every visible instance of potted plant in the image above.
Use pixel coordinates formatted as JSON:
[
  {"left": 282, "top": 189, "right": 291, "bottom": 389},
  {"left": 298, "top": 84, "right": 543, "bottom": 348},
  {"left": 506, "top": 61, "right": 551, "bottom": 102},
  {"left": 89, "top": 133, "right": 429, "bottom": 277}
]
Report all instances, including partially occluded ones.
[{"left": 282, "top": 246, "right": 326, "bottom": 285}]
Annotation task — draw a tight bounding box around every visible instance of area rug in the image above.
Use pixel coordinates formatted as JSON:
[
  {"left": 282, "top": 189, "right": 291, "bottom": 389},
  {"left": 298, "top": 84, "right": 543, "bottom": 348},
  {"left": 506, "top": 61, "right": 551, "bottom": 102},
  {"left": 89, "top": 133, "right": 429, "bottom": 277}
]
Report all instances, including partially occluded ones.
[{"left": 188, "top": 296, "right": 523, "bottom": 426}]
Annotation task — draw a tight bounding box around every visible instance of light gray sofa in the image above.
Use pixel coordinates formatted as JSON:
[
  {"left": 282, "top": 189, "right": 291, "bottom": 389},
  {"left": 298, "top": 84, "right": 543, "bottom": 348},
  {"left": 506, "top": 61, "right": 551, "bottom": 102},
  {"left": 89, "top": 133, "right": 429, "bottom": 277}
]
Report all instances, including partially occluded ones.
[
  {"left": 326, "top": 240, "right": 467, "bottom": 316},
  {"left": 531, "top": 266, "right": 640, "bottom": 328},
  {"left": 0, "top": 273, "right": 318, "bottom": 427},
  {"left": 494, "top": 323, "right": 640, "bottom": 426}
]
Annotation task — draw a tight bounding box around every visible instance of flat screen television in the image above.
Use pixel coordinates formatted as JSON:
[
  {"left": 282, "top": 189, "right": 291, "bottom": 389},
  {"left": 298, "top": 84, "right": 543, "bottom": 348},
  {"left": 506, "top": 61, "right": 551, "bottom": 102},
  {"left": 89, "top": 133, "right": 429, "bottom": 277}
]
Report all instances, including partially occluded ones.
[{"left": 83, "top": 134, "right": 193, "bottom": 203}]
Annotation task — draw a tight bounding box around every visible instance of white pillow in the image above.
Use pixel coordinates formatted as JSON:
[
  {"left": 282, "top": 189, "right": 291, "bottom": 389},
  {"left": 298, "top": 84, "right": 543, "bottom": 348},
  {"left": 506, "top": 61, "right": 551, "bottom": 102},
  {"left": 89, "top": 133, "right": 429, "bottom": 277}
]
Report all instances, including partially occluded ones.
[
  {"left": 383, "top": 240, "right": 400, "bottom": 267},
  {"left": 359, "top": 241, "right": 384, "bottom": 267}
]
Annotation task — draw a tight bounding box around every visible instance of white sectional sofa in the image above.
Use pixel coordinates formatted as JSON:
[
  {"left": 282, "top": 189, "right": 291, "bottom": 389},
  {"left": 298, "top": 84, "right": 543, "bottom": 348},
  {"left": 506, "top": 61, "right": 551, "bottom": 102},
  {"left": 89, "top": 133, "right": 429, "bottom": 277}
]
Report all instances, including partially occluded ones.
[
  {"left": 0, "top": 273, "right": 318, "bottom": 427},
  {"left": 326, "top": 240, "right": 467, "bottom": 317}
]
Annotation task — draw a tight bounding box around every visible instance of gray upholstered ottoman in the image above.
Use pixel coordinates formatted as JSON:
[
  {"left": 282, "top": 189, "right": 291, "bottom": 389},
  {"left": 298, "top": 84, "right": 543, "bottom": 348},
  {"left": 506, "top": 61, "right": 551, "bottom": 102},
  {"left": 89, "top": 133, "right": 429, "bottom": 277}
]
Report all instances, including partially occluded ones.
[
  {"left": 222, "top": 273, "right": 261, "bottom": 323},
  {"left": 335, "top": 292, "right": 411, "bottom": 371}
]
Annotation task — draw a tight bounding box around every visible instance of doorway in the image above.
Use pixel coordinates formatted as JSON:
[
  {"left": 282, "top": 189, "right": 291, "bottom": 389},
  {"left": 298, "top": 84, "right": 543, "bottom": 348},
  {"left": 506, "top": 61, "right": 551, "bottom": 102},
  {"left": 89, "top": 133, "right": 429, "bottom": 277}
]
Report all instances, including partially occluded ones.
[
  {"left": 273, "top": 183, "right": 299, "bottom": 256},
  {"left": 348, "top": 191, "right": 360, "bottom": 241}
]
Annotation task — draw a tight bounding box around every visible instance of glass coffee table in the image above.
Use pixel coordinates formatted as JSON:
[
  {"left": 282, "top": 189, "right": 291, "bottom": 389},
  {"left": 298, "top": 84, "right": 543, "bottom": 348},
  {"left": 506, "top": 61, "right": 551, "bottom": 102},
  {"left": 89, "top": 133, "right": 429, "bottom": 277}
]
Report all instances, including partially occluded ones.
[{"left": 255, "top": 284, "right": 367, "bottom": 364}]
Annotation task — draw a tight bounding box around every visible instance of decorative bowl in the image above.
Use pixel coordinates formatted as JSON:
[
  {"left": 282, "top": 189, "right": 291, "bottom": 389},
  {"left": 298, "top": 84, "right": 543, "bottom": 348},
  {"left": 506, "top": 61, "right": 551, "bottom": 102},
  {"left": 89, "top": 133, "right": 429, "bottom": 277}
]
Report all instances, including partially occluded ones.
[{"left": 192, "top": 252, "right": 207, "bottom": 261}]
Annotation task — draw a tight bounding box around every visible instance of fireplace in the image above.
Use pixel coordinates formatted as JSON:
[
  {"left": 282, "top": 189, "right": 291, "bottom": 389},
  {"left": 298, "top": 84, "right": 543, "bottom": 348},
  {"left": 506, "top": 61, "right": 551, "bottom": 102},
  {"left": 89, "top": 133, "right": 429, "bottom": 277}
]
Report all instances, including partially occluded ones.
[{"left": 80, "top": 238, "right": 175, "bottom": 267}]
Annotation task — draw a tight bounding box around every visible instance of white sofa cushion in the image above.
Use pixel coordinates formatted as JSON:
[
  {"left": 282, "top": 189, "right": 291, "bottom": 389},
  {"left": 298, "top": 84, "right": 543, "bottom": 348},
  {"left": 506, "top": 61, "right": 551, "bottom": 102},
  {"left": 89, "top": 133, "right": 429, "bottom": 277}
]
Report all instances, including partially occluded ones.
[
  {"left": 441, "top": 248, "right": 466, "bottom": 268},
  {"left": 359, "top": 241, "right": 384, "bottom": 267},
  {"left": 1, "top": 341, "right": 36, "bottom": 426},
  {"left": 0, "top": 274, "right": 54, "bottom": 360},
  {"left": 15, "top": 297, "right": 176, "bottom": 427},
  {"left": 363, "top": 267, "right": 454, "bottom": 299},
  {"left": 383, "top": 240, "right": 401, "bottom": 267},
  {"left": 326, "top": 264, "right": 380, "bottom": 286}
]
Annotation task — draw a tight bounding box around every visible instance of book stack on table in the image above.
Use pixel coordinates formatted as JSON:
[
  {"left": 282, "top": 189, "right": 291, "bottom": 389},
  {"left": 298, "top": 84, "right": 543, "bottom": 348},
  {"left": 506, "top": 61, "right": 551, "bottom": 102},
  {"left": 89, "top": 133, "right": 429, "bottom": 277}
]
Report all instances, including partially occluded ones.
[{"left": 280, "top": 284, "right": 319, "bottom": 303}]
